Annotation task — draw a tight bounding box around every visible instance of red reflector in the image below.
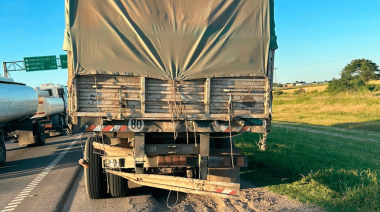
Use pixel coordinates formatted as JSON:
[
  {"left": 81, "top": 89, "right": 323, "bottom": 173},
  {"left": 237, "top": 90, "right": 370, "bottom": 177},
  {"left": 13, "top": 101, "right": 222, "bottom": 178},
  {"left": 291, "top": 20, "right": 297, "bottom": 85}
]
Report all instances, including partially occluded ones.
[{"left": 45, "top": 124, "right": 53, "bottom": 128}]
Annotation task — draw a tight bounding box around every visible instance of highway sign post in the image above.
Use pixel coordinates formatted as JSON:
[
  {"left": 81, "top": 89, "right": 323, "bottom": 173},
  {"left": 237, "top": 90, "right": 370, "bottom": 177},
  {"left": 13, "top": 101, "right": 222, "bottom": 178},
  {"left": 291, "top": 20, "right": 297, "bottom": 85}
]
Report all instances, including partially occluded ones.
[
  {"left": 60, "top": 55, "right": 68, "bottom": 69},
  {"left": 24, "top": 56, "right": 58, "bottom": 72}
]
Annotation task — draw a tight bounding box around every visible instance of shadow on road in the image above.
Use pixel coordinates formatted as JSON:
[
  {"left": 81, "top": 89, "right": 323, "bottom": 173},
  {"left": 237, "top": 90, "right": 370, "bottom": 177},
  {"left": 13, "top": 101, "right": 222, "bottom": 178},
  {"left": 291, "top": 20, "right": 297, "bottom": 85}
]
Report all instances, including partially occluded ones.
[{"left": 0, "top": 136, "right": 83, "bottom": 180}]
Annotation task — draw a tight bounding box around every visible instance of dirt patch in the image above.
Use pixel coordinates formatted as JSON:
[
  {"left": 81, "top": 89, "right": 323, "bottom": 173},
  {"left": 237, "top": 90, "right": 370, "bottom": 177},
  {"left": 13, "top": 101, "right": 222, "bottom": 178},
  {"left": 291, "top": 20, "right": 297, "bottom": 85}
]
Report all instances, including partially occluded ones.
[{"left": 151, "top": 180, "right": 324, "bottom": 212}]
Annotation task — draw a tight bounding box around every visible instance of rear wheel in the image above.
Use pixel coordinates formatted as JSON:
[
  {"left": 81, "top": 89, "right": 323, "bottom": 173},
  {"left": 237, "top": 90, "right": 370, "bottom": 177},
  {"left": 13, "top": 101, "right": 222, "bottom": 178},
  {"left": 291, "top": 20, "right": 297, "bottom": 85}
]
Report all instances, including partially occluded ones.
[
  {"left": 84, "top": 135, "right": 107, "bottom": 199},
  {"left": 0, "top": 135, "right": 6, "bottom": 167},
  {"left": 59, "top": 116, "right": 65, "bottom": 135},
  {"left": 108, "top": 171, "right": 129, "bottom": 198},
  {"left": 34, "top": 123, "right": 45, "bottom": 146}
]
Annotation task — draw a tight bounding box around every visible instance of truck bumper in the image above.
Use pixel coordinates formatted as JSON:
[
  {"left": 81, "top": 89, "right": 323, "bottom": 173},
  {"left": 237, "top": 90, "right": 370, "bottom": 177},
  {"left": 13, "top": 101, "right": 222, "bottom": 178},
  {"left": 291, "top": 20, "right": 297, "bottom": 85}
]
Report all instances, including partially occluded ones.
[{"left": 106, "top": 170, "right": 241, "bottom": 199}]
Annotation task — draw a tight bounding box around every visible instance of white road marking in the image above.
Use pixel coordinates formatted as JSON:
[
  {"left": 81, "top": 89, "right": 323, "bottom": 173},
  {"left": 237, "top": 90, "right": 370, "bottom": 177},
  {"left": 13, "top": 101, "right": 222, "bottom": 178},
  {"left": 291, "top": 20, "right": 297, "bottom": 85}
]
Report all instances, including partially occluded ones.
[{"left": 1, "top": 136, "right": 80, "bottom": 212}]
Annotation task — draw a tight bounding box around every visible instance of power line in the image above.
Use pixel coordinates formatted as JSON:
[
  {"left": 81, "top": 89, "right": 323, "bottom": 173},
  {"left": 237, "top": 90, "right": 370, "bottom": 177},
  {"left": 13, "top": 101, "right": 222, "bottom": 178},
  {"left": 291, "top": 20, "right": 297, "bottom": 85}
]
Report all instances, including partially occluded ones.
[{"left": 279, "top": 50, "right": 380, "bottom": 69}]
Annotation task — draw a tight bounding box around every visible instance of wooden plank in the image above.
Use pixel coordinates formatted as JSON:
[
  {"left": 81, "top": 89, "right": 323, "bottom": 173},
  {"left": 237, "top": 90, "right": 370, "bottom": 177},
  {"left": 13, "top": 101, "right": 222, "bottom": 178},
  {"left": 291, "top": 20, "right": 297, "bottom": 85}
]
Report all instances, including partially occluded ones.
[
  {"left": 146, "top": 91, "right": 204, "bottom": 95},
  {"left": 78, "top": 89, "right": 141, "bottom": 94},
  {"left": 211, "top": 103, "right": 264, "bottom": 110},
  {"left": 145, "top": 109, "right": 204, "bottom": 114},
  {"left": 78, "top": 76, "right": 140, "bottom": 83},
  {"left": 141, "top": 77, "right": 146, "bottom": 114},
  {"left": 211, "top": 84, "right": 265, "bottom": 89},
  {"left": 146, "top": 94, "right": 204, "bottom": 102},
  {"left": 74, "top": 112, "right": 269, "bottom": 119},
  {"left": 92, "top": 142, "right": 133, "bottom": 156},
  {"left": 210, "top": 109, "right": 264, "bottom": 114},
  {"left": 146, "top": 105, "right": 204, "bottom": 109},
  {"left": 147, "top": 84, "right": 205, "bottom": 88},
  {"left": 79, "top": 98, "right": 140, "bottom": 104},
  {"left": 147, "top": 78, "right": 205, "bottom": 85},
  {"left": 205, "top": 78, "right": 211, "bottom": 115},
  {"left": 210, "top": 95, "right": 265, "bottom": 102},
  {"left": 147, "top": 86, "right": 204, "bottom": 91},
  {"left": 78, "top": 92, "right": 140, "bottom": 99},
  {"left": 79, "top": 108, "right": 140, "bottom": 113},
  {"left": 78, "top": 81, "right": 140, "bottom": 86}
]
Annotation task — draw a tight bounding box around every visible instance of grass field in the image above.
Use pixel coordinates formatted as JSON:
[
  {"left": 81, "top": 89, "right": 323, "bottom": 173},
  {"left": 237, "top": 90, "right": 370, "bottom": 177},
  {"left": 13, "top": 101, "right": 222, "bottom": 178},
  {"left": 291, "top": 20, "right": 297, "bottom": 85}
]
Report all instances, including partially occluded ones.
[
  {"left": 236, "top": 88, "right": 380, "bottom": 211},
  {"left": 279, "top": 84, "right": 328, "bottom": 94},
  {"left": 235, "top": 124, "right": 380, "bottom": 212},
  {"left": 273, "top": 92, "right": 380, "bottom": 131}
]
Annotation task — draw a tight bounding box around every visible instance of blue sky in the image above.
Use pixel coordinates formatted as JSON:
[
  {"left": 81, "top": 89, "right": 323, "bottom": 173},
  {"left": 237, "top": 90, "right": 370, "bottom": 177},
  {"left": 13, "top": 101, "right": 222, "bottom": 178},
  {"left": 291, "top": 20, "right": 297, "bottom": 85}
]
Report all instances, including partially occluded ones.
[{"left": 0, "top": 0, "right": 379, "bottom": 87}]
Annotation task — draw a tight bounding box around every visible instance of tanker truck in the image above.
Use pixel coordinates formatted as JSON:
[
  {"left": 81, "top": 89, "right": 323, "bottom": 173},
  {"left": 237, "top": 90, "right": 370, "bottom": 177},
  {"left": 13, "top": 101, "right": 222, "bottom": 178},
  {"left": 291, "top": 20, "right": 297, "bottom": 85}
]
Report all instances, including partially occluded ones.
[
  {"left": 64, "top": 0, "right": 277, "bottom": 199},
  {"left": 0, "top": 77, "right": 68, "bottom": 167}
]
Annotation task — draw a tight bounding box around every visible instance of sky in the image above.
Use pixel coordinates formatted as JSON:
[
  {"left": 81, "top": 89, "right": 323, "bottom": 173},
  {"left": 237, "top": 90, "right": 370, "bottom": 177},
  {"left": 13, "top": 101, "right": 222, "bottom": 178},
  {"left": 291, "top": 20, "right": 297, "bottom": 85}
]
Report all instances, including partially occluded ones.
[{"left": 0, "top": 0, "right": 379, "bottom": 87}]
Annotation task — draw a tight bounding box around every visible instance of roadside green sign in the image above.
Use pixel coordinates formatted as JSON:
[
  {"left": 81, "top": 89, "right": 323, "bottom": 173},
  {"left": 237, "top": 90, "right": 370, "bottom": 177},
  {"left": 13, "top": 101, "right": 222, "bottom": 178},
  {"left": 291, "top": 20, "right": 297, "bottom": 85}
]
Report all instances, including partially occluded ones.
[
  {"left": 60, "top": 55, "right": 68, "bottom": 69},
  {"left": 24, "top": 56, "right": 58, "bottom": 71}
]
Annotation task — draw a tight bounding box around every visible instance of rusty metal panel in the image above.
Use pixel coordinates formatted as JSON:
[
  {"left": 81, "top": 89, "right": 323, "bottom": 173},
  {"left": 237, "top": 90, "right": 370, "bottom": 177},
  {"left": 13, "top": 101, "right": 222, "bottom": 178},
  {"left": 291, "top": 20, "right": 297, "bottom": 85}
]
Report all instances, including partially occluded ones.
[
  {"left": 199, "top": 133, "right": 210, "bottom": 180},
  {"left": 236, "top": 157, "right": 247, "bottom": 167},
  {"left": 134, "top": 133, "right": 145, "bottom": 163},
  {"left": 173, "top": 155, "right": 180, "bottom": 165},
  {"left": 164, "top": 156, "right": 173, "bottom": 165},
  {"left": 207, "top": 168, "right": 240, "bottom": 183},
  {"left": 157, "top": 156, "right": 165, "bottom": 166},
  {"left": 145, "top": 144, "right": 200, "bottom": 155},
  {"left": 180, "top": 156, "right": 187, "bottom": 165}
]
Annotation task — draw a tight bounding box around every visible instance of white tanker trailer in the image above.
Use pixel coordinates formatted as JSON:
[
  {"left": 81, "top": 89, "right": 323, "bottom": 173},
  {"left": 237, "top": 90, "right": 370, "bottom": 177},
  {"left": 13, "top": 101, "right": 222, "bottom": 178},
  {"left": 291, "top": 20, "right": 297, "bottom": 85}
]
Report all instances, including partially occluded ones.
[
  {"left": 0, "top": 78, "right": 38, "bottom": 123},
  {"left": 0, "top": 78, "right": 68, "bottom": 167}
]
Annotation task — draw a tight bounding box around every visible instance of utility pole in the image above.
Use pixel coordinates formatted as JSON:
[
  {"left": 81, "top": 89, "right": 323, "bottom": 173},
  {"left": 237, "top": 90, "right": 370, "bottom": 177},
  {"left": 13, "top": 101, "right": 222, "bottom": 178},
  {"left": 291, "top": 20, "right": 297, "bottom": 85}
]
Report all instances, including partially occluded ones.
[{"left": 274, "top": 68, "right": 278, "bottom": 91}]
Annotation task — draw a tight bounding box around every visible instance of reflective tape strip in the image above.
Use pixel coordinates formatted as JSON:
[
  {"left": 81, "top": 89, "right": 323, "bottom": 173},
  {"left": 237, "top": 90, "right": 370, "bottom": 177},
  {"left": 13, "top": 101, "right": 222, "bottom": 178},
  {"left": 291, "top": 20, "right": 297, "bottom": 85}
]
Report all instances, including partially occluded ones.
[
  {"left": 240, "top": 126, "right": 251, "bottom": 132},
  {"left": 118, "top": 125, "right": 127, "bottom": 132},
  {"left": 102, "top": 125, "right": 113, "bottom": 132},
  {"left": 112, "top": 125, "right": 121, "bottom": 132},
  {"left": 216, "top": 188, "right": 237, "bottom": 195},
  {"left": 85, "top": 125, "right": 97, "bottom": 132}
]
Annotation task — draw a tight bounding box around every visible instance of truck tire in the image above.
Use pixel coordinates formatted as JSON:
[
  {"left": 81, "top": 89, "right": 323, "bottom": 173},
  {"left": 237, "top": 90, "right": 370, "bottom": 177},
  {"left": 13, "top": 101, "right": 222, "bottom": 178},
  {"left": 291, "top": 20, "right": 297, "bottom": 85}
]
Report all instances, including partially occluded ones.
[
  {"left": 0, "top": 136, "right": 6, "bottom": 167},
  {"left": 84, "top": 135, "right": 107, "bottom": 199},
  {"left": 108, "top": 171, "right": 129, "bottom": 198},
  {"left": 34, "top": 122, "right": 45, "bottom": 146},
  {"left": 59, "top": 116, "right": 65, "bottom": 135}
]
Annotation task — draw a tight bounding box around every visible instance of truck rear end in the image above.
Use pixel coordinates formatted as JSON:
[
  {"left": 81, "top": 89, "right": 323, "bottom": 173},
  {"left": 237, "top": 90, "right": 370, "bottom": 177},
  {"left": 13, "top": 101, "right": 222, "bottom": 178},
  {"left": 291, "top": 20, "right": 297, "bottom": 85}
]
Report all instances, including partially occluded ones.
[{"left": 64, "top": 0, "right": 277, "bottom": 198}]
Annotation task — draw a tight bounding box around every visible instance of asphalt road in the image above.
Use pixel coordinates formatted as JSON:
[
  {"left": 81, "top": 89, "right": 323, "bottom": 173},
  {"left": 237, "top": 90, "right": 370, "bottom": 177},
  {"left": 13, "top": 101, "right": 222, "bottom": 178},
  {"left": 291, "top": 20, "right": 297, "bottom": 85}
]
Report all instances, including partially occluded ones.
[
  {"left": 0, "top": 133, "right": 84, "bottom": 212},
  {"left": 0, "top": 133, "right": 169, "bottom": 212},
  {"left": 0, "top": 130, "right": 322, "bottom": 212}
]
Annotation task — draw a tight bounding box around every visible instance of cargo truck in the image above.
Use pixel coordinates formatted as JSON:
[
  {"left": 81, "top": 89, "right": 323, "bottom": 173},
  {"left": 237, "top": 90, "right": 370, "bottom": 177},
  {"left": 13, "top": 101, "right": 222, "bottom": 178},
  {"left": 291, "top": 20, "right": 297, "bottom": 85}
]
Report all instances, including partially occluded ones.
[
  {"left": 64, "top": 0, "right": 277, "bottom": 198},
  {"left": 0, "top": 77, "right": 68, "bottom": 166}
]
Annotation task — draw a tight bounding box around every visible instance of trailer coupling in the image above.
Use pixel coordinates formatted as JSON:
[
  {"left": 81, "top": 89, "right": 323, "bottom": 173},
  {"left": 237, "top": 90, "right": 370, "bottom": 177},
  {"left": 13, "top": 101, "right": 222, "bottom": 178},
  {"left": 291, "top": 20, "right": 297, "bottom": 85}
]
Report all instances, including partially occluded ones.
[{"left": 106, "top": 170, "right": 240, "bottom": 199}]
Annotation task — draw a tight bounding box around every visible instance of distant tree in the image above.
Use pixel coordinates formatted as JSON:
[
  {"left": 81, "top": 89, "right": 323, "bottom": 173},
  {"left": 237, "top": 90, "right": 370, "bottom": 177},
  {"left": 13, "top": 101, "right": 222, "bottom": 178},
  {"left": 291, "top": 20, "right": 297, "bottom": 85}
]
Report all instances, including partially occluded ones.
[
  {"left": 327, "top": 59, "right": 380, "bottom": 94},
  {"left": 340, "top": 59, "right": 379, "bottom": 83}
]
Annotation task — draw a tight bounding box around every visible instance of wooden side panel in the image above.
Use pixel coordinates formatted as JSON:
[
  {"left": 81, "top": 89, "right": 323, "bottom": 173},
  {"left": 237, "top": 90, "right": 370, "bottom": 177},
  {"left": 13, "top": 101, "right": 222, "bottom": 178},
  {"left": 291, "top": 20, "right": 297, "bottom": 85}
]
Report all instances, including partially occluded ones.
[
  {"left": 210, "top": 78, "right": 266, "bottom": 115},
  {"left": 74, "top": 76, "right": 268, "bottom": 119},
  {"left": 76, "top": 76, "right": 141, "bottom": 115},
  {"left": 145, "top": 78, "right": 205, "bottom": 115}
]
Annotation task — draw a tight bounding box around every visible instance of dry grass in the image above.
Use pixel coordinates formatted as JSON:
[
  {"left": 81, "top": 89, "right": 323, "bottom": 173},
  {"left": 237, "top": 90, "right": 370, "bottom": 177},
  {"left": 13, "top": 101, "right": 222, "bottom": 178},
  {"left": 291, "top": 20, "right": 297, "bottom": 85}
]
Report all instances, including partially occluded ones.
[
  {"left": 273, "top": 92, "right": 380, "bottom": 131},
  {"left": 370, "top": 80, "right": 380, "bottom": 85},
  {"left": 279, "top": 80, "right": 380, "bottom": 94},
  {"left": 280, "top": 85, "right": 328, "bottom": 94}
]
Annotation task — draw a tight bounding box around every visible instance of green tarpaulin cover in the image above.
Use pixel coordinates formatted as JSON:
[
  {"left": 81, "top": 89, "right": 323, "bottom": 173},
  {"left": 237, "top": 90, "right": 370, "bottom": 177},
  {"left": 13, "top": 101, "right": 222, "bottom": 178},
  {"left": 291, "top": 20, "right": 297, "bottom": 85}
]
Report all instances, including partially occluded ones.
[{"left": 63, "top": 0, "right": 277, "bottom": 80}]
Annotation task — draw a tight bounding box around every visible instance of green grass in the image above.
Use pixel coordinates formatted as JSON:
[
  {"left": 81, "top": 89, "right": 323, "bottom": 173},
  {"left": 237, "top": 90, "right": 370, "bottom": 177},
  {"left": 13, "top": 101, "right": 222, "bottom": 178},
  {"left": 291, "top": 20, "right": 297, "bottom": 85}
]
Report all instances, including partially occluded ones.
[
  {"left": 273, "top": 92, "right": 380, "bottom": 131},
  {"left": 235, "top": 125, "right": 380, "bottom": 212}
]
